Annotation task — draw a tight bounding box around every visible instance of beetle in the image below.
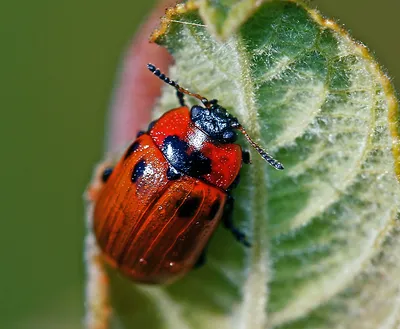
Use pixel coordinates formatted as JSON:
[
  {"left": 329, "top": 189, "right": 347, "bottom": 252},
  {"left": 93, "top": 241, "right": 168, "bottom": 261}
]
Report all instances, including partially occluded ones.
[{"left": 88, "top": 64, "right": 284, "bottom": 284}]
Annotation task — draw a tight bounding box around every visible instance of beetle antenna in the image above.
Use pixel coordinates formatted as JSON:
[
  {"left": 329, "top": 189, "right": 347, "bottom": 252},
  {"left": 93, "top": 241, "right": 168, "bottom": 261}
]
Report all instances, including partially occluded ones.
[
  {"left": 147, "top": 63, "right": 212, "bottom": 107},
  {"left": 237, "top": 126, "right": 284, "bottom": 170}
]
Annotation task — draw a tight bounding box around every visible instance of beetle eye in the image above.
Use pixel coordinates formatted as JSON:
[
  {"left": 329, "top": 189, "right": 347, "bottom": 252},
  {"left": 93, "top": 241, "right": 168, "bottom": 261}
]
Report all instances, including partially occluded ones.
[
  {"left": 222, "top": 130, "right": 237, "bottom": 143},
  {"left": 190, "top": 106, "right": 203, "bottom": 120},
  {"left": 101, "top": 167, "right": 113, "bottom": 183}
]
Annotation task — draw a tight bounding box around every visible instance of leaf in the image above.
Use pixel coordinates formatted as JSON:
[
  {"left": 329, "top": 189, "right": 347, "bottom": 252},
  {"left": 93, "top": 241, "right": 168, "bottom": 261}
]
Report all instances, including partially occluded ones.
[
  {"left": 197, "top": 0, "right": 275, "bottom": 40},
  {"left": 106, "top": 1, "right": 400, "bottom": 328}
]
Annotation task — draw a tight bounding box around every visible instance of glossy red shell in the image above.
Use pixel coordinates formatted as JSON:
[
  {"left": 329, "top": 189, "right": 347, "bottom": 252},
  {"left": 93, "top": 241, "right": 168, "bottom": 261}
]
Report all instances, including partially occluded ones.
[
  {"left": 92, "top": 134, "right": 227, "bottom": 283},
  {"left": 91, "top": 107, "right": 244, "bottom": 284}
]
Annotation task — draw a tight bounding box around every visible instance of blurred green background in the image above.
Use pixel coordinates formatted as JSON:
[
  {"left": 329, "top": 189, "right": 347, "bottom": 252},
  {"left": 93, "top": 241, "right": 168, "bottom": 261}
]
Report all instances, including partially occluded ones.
[{"left": 1, "top": 1, "right": 398, "bottom": 328}]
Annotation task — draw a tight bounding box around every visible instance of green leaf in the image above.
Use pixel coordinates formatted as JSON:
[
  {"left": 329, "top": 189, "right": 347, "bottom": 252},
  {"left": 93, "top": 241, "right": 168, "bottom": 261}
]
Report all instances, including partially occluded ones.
[
  {"left": 197, "top": 0, "right": 275, "bottom": 39},
  {"left": 107, "top": 1, "right": 400, "bottom": 328}
]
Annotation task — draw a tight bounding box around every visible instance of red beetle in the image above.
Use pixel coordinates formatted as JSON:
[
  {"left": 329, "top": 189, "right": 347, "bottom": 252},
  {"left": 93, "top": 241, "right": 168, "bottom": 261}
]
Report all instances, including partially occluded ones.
[{"left": 88, "top": 64, "right": 284, "bottom": 284}]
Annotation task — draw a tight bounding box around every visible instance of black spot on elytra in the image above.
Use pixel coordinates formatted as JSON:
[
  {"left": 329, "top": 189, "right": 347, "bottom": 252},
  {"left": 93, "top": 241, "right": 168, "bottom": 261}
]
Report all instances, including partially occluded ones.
[
  {"left": 166, "top": 167, "right": 182, "bottom": 180},
  {"left": 131, "top": 159, "right": 146, "bottom": 183},
  {"left": 178, "top": 197, "right": 202, "bottom": 218},
  {"left": 208, "top": 199, "right": 221, "bottom": 219},
  {"left": 101, "top": 167, "right": 113, "bottom": 183},
  {"left": 124, "top": 141, "right": 140, "bottom": 160},
  {"left": 162, "top": 135, "right": 212, "bottom": 178},
  {"left": 189, "top": 151, "right": 212, "bottom": 176}
]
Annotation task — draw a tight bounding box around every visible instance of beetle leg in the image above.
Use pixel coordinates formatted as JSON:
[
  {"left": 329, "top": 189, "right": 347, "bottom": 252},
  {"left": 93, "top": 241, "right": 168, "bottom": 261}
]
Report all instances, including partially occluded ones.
[
  {"left": 223, "top": 195, "right": 251, "bottom": 247},
  {"left": 194, "top": 245, "right": 208, "bottom": 269},
  {"left": 227, "top": 173, "right": 240, "bottom": 191},
  {"left": 242, "top": 150, "right": 251, "bottom": 164},
  {"left": 176, "top": 90, "right": 185, "bottom": 107},
  {"left": 147, "top": 120, "right": 157, "bottom": 132},
  {"left": 136, "top": 131, "right": 146, "bottom": 138}
]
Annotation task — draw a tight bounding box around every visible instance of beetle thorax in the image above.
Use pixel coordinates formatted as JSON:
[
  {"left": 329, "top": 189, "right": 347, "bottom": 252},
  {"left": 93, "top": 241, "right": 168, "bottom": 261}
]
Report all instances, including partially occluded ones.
[{"left": 190, "top": 105, "right": 239, "bottom": 143}]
